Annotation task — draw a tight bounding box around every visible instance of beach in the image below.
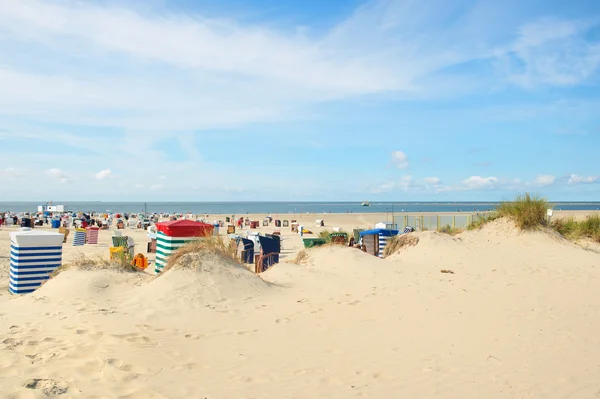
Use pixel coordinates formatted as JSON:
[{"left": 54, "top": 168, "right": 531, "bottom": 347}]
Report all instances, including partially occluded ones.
[{"left": 1, "top": 211, "right": 600, "bottom": 398}]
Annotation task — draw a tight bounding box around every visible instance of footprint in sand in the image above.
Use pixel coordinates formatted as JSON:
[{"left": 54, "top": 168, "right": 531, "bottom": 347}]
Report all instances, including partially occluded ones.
[
  {"left": 9, "top": 325, "right": 22, "bottom": 334},
  {"left": 237, "top": 330, "right": 259, "bottom": 336},
  {"left": 112, "top": 333, "right": 158, "bottom": 347},
  {"left": 2, "top": 338, "right": 24, "bottom": 350},
  {"left": 172, "top": 362, "right": 205, "bottom": 372},
  {"left": 275, "top": 318, "right": 292, "bottom": 324},
  {"left": 26, "top": 351, "right": 62, "bottom": 364},
  {"left": 106, "top": 358, "right": 147, "bottom": 374},
  {"left": 24, "top": 378, "right": 69, "bottom": 396}
]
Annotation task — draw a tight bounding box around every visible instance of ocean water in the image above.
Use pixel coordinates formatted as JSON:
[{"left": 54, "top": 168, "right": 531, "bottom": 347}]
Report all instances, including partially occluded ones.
[{"left": 0, "top": 201, "right": 599, "bottom": 214}]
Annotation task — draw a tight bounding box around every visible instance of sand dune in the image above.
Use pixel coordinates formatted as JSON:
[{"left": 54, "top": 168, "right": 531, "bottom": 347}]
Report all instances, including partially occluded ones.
[{"left": 1, "top": 219, "right": 600, "bottom": 398}]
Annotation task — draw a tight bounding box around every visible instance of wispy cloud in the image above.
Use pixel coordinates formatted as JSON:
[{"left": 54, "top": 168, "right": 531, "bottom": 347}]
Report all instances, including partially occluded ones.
[
  {"left": 45, "top": 168, "right": 71, "bottom": 184},
  {"left": 568, "top": 174, "right": 599, "bottom": 184},
  {"left": 1, "top": 0, "right": 597, "bottom": 132},
  {"left": 533, "top": 174, "right": 555, "bottom": 187},
  {"left": 462, "top": 176, "right": 499, "bottom": 189},
  {"left": 498, "top": 18, "right": 600, "bottom": 88}
]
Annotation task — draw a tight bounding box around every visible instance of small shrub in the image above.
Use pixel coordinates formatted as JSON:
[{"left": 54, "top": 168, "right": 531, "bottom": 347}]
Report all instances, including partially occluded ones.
[{"left": 497, "top": 193, "right": 551, "bottom": 230}]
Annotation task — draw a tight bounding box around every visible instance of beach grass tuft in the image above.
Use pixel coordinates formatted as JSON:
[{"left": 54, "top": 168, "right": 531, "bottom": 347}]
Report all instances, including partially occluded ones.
[
  {"left": 497, "top": 193, "right": 551, "bottom": 230},
  {"left": 551, "top": 216, "right": 579, "bottom": 238},
  {"left": 551, "top": 215, "right": 600, "bottom": 242},
  {"left": 51, "top": 254, "right": 139, "bottom": 277},
  {"left": 163, "top": 237, "right": 238, "bottom": 272},
  {"left": 437, "top": 225, "right": 463, "bottom": 236},
  {"left": 468, "top": 212, "right": 500, "bottom": 230},
  {"left": 383, "top": 234, "right": 419, "bottom": 257},
  {"left": 291, "top": 250, "right": 309, "bottom": 264},
  {"left": 578, "top": 215, "right": 600, "bottom": 242}
]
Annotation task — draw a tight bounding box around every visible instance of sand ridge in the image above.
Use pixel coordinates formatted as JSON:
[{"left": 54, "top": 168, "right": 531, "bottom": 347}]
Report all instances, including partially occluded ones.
[{"left": 0, "top": 215, "right": 600, "bottom": 397}]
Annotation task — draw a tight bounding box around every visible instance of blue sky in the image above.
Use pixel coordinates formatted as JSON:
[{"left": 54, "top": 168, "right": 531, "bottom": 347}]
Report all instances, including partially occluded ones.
[{"left": 0, "top": 0, "right": 599, "bottom": 201}]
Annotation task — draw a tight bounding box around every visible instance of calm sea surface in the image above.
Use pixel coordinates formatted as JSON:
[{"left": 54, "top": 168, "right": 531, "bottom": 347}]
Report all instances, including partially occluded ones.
[{"left": 0, "top": 201, "right": 599, "bottom": 214}]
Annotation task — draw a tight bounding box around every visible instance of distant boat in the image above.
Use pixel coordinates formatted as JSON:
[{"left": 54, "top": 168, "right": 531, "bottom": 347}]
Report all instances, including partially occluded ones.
[{"left": 361, "top": 201, "right": 371, "bottom": 207}]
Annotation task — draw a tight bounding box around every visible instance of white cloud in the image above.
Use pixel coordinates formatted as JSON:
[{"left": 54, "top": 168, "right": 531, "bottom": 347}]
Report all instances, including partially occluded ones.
[
  {"left": 95, "top": 168, "right": 112, "bottom": 180},
  {"left": 0, "top": 167, "right": 26, "bottom": 178},
  {"left": 45, "top": 168, "right": 70, "bottom": 183},
  {"left": 150, "top": 184, "right": 164, "bottom": 190},
  {"left": 462, "top": 176, "right": 498, "bottom": 189},
  {"left": 371, "top": 181, "right": 396, "bottom": 194},
  {"left": 499, "top": 18, "right": 600, "bottom": 88},
  {"left": 0, "top": 0, "right": 589, "bottom": 131},
  {"left": 533, "top": 174, "right": 555, "bottom": 187},
  {"left": 157, "top": 175, "right": 167, "bottom": 180},
  {"left": 568, "top": 174, "right": 599, "bottom": 184},
  {"left": 391, "top": 151, "right": 409, "bottom": 169},
  {"left": 423, "top": 177, "right": 441, "bottom": 185}
]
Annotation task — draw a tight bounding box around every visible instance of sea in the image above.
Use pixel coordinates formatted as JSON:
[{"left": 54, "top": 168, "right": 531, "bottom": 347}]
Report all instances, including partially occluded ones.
[{"left": 1, "top": 201, "right": 599, "bottom": 214}]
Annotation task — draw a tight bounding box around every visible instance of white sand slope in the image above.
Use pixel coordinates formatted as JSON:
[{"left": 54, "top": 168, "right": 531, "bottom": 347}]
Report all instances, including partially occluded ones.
[{"left": 0, "top": 218, "right": 600, "bottom": 398}]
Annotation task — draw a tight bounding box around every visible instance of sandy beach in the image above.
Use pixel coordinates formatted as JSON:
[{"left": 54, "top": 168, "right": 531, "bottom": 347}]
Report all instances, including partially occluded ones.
[{"left": 1, "top": 211, "right": 600, "bottom": 398}]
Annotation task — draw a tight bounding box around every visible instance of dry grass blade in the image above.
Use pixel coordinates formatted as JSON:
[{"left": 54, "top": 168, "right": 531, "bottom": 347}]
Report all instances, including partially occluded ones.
[
  {"left": 438, "top": 225, "right": 463, "bottom": 236},
  {"left": 162, "top": 237, "right": 239, "bottom": 273},
  {"left": 383, "top": 234, "right": 419, "bottom": 257},
  {"left": 51, "top": 254, "right": 139, "bottom": 278},
  {"left": 291, "top": 250, "right": 309, "bottom": 265}
]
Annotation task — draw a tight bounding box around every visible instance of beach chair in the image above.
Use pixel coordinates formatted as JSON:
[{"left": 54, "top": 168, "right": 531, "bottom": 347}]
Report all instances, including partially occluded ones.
[
  {"left": 112, "top": 236, "right": 135, "bottom": 258},
  {"left": 58, "top": 227, "right": 70, "bottom": 244}
]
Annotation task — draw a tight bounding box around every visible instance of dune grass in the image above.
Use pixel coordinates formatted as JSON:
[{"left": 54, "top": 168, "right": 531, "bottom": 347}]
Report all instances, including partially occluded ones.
[
  {"left": 550, "top": 216, "right": 579, "bottom": 238},
  {"left": 383, "top": 234, "right": 419, "bottom": 257},
  {"left": 552, "top": 214, "right": 600, "bottom": 242},
  {"left": 497, "top": 193, "right": 551, "bottom": 230},
  {"left": 163, "top": 237, "right": 239, "bottom": 272},
  {"left": 291, "top": 250, "right": 309, "bottom": 265},
  {"left": 51, "top": 254, "right": 139, "bottom": 277},
  {"left": 318, "top": 230, "right": 332, "bottom": 242},
  {"left": 468, "top": 212, "right": 500, "bottom": 230},
  {"left": 437, "top": 225, "right": 463, "bottom": 236}
]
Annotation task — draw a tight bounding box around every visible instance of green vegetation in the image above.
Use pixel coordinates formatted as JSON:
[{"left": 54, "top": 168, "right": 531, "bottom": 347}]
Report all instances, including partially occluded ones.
[
  {"left": 550, "top": 216, "right": 579, "bottom": 238},
  {"left": 318, "top": 230, "right": 332, "bottom": 242},
  {"left": 477, "top": 192, "right": 600, "bottom": 242},
  {"left": 467, "top": 212, "right": 500, "bottom": 230},
  {"left": 497, "top": 193, "right": 551, "bottom": 229},
  {"left": 552, "top": 214, "right": 600, "bottom": 242},
  {"left": 578, "top": 215, "right": 600, "bottom": 241}
]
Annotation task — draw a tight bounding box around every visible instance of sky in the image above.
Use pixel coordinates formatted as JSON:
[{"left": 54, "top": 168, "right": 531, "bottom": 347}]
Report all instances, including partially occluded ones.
[{"left": 0, "top": 0, "right": 599, "bottom": 202}]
